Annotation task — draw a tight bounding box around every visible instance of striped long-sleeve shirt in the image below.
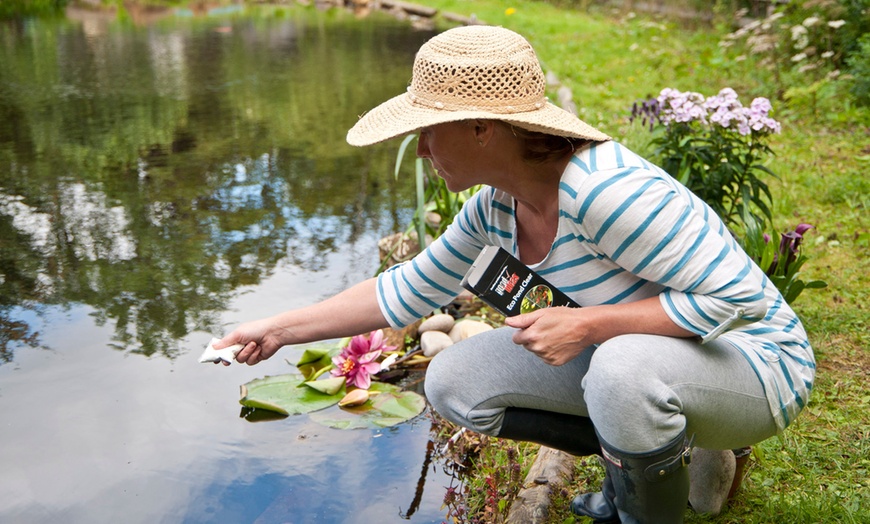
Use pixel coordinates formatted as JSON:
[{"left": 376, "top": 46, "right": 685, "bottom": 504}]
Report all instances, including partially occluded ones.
[{"left": 376, "top": 140, "right": 814, "bottom": 432}]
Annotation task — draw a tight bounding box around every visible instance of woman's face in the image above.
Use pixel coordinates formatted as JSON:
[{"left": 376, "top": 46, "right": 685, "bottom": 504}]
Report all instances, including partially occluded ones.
[{"left": 416, "top": 121, "right": 484, "bottom": 192}]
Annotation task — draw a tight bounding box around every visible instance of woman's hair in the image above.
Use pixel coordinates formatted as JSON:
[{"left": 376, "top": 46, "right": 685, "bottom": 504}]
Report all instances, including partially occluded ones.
[{"left": 500, "top": 122, "right": 592, "bottom": 164}]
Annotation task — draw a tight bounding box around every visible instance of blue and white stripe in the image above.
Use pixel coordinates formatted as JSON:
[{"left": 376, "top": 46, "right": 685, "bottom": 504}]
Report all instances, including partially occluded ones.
[{"left": 376, "top": 141, "right": 814, "bottom": 432}]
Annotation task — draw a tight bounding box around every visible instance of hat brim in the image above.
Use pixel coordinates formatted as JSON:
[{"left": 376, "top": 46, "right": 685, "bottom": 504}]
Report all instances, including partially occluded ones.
[{"left": 346, "top": 92, "right": 610, "bottom": 147}]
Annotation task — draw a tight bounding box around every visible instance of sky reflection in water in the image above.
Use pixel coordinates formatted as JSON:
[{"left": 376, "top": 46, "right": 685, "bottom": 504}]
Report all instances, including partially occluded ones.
[{"left": 0, "top": 5, "right": 454, "bottom": 523}]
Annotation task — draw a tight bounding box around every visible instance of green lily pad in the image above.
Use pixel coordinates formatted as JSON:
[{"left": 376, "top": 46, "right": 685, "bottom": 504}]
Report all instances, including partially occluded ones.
[
  {"left": 239, "top": 374, "right": 345, "bottom": 415},
  {"left": 309, "top": 382, "right": 426, "bottom": 430}
]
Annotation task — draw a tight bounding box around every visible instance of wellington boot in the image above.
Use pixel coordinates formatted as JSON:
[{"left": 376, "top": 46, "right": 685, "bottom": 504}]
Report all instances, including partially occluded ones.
[
  {"left": 571, "top": 472, "right": 619, "bottom": 523},
  {"left": 599, "top": 432, "right": 693, "bottom": 524},
  {"left": 497, "top": 408, "right": 619, "bottom": 523}
]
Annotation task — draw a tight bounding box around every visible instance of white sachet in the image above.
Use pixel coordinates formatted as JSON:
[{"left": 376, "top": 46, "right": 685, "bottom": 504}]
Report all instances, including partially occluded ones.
[{"left": 198, "top": 338, "right": 244, "bottom": 364}]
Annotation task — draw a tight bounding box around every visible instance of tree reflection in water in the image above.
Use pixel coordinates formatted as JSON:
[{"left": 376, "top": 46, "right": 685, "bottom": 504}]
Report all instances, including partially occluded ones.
[{"left": 0, "top": 5, "right": 432, "bottom": 359}]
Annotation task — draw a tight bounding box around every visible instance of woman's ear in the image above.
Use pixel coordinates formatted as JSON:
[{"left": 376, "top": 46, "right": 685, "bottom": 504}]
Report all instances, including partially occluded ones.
[{"left": 472, "top": 119, "right": 496, "bottom": 147}]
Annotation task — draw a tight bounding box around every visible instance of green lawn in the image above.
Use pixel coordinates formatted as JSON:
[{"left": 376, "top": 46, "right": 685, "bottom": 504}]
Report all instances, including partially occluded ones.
[{"left": 415, "top": 1, "right": 870, "bottom": 522}]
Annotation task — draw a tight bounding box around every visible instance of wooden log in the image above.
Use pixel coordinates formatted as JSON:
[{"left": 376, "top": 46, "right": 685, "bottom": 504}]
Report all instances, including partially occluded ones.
[
  {"left": 441, "top": 11, "right": 484, "bottom": 25},
  {"left": 506, "top": 446, "right": 576, "bottom": 524},
  {"left": 378, "top": 0, "right": 437, "bottom": 17}
]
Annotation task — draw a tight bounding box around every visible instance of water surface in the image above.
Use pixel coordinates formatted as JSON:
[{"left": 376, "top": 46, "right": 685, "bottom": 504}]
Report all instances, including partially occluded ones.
[{"left": 0, "top": 5, "right": 454, "bottom": 522}]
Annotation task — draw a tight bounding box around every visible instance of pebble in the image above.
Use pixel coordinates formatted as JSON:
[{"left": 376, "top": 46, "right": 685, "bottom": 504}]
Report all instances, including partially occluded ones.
[
  {"left": 418, "top": 313, "right": 455, "bottom": 334},
  {"left": 421, "top": 330, "right": 454, "bottom": 357},
  {"left": 448, "top": 320, "right": 493, "bottom": 343},
  {"left": 688, "top": 448, "right": 736, "bottom": 515}
]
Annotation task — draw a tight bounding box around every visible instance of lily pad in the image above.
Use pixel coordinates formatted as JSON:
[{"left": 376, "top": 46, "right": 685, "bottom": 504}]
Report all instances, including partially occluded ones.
[
  {"left": 239, "top": 374, "right": 345, "bottom": 415},
  {"left": 309, "top": 382, "right": 426, "bottom": 430}
]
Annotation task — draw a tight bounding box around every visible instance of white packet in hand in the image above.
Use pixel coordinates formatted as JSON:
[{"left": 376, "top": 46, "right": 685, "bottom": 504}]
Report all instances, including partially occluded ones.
[{"left": 198, "top": 338, "right": 244, "bottom": 364}]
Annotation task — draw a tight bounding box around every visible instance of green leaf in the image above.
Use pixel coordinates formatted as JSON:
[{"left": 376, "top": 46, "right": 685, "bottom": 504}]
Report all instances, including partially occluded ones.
[
  {"left": 394, "top": 134, "right": 417, "bottom": 179},
  {"left": 296, "top": 345, "right": 340, "bottom": 381},
  {"left": 308, "top": 381, "right": 426, "bottom": 430},
  {"left": 297, "top": 347, "right": 331, "bottom": 366},
  {"left": 303, "top": 376, "right": 347, "bottom": 395},
  {"left": 415, "top": 157, "right": 427, "bottom": 253},
  {"left": 240, "top": 374, "right": 345, "bottom": 415}
]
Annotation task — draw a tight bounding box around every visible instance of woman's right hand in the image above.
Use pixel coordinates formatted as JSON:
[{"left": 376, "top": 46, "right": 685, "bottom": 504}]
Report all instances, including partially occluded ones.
[{"left": 213, "top": 316, "right": 288, "bottom": 366}]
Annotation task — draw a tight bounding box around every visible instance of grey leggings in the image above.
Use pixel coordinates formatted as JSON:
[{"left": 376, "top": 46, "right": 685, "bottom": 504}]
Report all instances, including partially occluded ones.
[{"left": 424, "top": 327, "right": 778, "bottom": 453}]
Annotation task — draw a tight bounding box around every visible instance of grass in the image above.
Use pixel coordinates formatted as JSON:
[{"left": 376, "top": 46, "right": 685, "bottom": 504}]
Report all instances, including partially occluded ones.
[{"left": 409, "top": 1, "right": 870, "bottom": 522}]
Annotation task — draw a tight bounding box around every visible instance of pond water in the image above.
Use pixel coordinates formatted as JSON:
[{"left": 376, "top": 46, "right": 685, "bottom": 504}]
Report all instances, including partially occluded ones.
[{"left": 0, "top": 4, "right": 458, "bottom": 523}]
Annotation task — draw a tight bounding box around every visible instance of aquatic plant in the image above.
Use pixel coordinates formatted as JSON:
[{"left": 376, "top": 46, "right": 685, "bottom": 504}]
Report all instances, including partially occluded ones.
[{"left": 330, "top": 329, "right": 396, "bottom": 389}]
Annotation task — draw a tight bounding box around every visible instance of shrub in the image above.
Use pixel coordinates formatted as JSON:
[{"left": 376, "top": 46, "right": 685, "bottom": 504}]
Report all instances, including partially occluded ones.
[
  {"left": 847, "top": 32, "right": 870, "bottom": 106},
  {"left": 632, "top": 87, "right": 826, "bottom": 303},
  {"left": 631, "top": 87, "right": 780, "bottom": 229}
]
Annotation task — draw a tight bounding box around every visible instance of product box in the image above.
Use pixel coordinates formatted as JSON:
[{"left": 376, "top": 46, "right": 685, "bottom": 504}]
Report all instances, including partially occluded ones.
[{"left": 460, "top": 246, "right": 579, "bottom": 316}]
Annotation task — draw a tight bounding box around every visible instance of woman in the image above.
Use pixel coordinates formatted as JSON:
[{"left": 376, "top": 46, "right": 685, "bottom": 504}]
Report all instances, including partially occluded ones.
[{"left": 215, "top": 26, "right": 813, "bottom": 523}]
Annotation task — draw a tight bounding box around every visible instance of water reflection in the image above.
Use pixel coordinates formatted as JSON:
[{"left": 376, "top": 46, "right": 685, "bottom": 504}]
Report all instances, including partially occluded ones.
[
  {"left": 0, "top": 4, "right": 428, "bottom": 359},
  {"left": 0, "top": 5, "right": 455, "bottom": 523}
]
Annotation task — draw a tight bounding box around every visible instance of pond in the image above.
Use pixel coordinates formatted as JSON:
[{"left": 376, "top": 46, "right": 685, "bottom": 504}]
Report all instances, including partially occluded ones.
[{"left": 0, "top": 4, "right": 458, "bottom": 522}]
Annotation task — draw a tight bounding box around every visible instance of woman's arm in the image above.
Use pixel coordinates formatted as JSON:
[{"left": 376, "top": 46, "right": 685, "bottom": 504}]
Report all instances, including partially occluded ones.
[
  {"left": 505, "top": 297, "right": 696, "bottom": 366},
  {"left": 214, "top": 277, "right": 389, "bottom": 366}
]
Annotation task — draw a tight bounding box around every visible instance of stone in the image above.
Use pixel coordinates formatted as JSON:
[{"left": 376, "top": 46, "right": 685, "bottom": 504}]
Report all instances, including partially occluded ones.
[
  {"left": 418, "top": 313, "right": 455, "bottom": 334},
  {"left": 688, "top": 448, "right": 736, "bottom": 515},
  {"left": 448, "top": 320, "right": 493, "bottom": 342},
  {"left": 421, "top": 330, "right": 454, "bottom": 357}
]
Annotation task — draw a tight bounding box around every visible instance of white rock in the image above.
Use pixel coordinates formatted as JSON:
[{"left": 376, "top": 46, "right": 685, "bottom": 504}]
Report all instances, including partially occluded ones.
[
  {"left": 419, "top": 313, "right": 455, "bottom": 334},
  {"left": 421, "top": 330, "right": 454, "bottom": 357},
  {"left": 448, "top": 320, "right": 494, "bottom": 342},
  {"left": 688, "top": 448, "right": 736, "bottom": 515}
]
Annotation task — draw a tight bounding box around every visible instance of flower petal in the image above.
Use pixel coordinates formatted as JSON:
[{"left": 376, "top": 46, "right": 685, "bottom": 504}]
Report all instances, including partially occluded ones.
[
  {"left": 795, "top": 223, "right": 814, "bottom": 236},
  {"left": 353, "top": 372, "right": 371, "bottom": 390},
  {"left": 359, "top": 350, "right": 382, "bottom": 364},
  {"left": 369, "top": 329, "right": 384, "bottom": 350}
]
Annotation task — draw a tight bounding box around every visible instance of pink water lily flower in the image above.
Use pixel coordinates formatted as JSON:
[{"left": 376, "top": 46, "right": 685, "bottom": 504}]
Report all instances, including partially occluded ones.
[
  {"left": 345, "top": 329, "right": 396, "bottom": 357},
  {"left": 331, "top": 349, "right": 382, "bottom": 389},
  {"left": 330, "top": 330, "right": 397, "bottom": 389}
]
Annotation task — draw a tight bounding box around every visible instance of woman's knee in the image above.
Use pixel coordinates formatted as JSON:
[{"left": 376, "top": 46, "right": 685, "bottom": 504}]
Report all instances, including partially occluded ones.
[
  {"left": 583, "top": 335, "right": 687, "bottom": 450},
  {"left": 584, "top": 335, "right": 657, "bottom": 393},
  {"left": 423, "top": 344, "right": 459, "bottom": 416}
]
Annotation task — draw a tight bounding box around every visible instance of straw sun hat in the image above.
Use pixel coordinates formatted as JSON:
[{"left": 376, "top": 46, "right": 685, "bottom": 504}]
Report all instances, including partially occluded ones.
[{"left": 346, "top": 25, "right": 610, "bottom": 147}]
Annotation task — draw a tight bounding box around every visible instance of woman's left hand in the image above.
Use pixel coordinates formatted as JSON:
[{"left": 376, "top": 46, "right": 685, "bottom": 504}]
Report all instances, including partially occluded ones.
[
  {"left": 504, "top": 297, "right": 697, "bottom": 365},
  {"left": 505, "top": 307, "right": 596, "bottom": 366}
]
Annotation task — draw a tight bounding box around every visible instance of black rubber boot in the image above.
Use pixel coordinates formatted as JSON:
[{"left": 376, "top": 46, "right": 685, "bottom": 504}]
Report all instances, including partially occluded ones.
[
  {"left": 498, "top": 408, "right": 619, "bottom": 524},
  {"left": 571, "top": 473, "right": 619, "bottom": 523},
  {"left": 598, "top": 432, "right": 693, "bottom": 524},
  {"left": 497, "top": 407, "right": 602, "bottom": 457}
]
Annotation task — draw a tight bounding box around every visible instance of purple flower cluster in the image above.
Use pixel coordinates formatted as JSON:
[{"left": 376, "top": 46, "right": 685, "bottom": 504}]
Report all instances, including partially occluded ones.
[
  {"left": 658, "top": 87, "right": 708, "bottom": 124},
  {"left": 655, "top": 87, "right": 782, "bottom": 136}
]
